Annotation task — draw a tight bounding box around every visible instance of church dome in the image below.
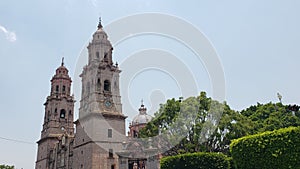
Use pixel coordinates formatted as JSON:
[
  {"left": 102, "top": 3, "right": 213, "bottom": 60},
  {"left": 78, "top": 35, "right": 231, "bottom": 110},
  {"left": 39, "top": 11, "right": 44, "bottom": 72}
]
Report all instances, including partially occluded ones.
[
  {"left": 53, "top": 58, "right": 70, "bottom": 78},
  {"left": 90, "top": 18, "right": 111, "bottom": 47},
  {"left": 56, "top": 64, "right": 68, "bottom": 73},
  {"left": 132, "top": 104, "right": 153, "bottom": 125},
  {"left": 94, "top": 27, "right": 108, "bottom": 37},
  {"left": 132, "top": 113, "right": 153, "bottom": 124}
]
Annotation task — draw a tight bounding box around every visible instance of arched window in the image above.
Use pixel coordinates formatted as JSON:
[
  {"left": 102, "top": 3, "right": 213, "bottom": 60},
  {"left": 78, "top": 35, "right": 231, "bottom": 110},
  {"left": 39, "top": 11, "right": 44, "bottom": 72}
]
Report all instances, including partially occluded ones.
[
  {"left": 97, "top": 78, "right": 101, "bottom": 90},
  {"left": 104, "top": 52, "right": 108, "bottom": 62},
  {"left": 47, "top": 111, "right": 50, "bottom": 122},
  {"left": 109, "top": 149, "right": 113, "bottom": 158},
  {"left": 62, "top": 85, "right": 66, "bottom": 92},
  {"left": 104, "top": 80, "right": 110, "bottom": 92},
  {"left": 96, "top": 52, "right": 100, "bottom": 58},
  {"left": 56, "top": 85, "right": 59, "bottom": 92},
  {"left": 60, "top": 109, "right": 66, "bottom": 119},
  {"left": 108, "top": 129, "right": 112, "bottom": 138}
]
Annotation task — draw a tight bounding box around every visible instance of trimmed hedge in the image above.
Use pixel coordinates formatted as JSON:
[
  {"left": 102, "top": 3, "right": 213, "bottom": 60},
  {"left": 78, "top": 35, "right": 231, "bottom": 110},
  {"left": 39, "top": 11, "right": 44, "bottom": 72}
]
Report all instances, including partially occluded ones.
[
  {"left": 160, "top": 152, "right": 230, "bottom": 169},
  {"left": 230, "top": 126, "right": 300, "bottom": 169},
  {"left": 226, "top": 157, "right": 236, "bottom": 169}
]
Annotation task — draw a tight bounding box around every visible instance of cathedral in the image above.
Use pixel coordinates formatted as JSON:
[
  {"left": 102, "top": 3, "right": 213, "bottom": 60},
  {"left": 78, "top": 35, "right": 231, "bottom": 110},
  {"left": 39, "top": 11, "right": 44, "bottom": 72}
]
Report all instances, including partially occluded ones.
[{"left": 35, "top": 20, "right": 160, "bottom": 169}]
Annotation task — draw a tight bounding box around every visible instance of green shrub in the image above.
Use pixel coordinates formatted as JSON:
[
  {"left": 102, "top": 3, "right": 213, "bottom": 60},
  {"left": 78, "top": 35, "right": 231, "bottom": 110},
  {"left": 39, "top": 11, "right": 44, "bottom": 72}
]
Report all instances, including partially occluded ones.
[
  {"left": 160, "top": 152, "right": 230, "bottom": 169},
  {"left": 226, "top": 157, "right": 236, "bottom": 169},
  {"left": 230, "top": 126, "right": 300, "bottom": 169},
  {"left": 0, "top": 165, "right": 14, "bottom": 169}
]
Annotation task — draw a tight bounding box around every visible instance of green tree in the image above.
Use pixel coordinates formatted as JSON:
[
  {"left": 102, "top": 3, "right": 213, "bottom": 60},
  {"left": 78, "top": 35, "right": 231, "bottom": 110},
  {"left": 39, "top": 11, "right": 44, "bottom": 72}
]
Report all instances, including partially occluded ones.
[
  {"left": 0, "top": 165, "right": 14, "bottom": 169},
  {"left": 240, "top": 102, "right": 300, "bottom": 134},
  {"left": 140, "top": 92, "right": 300, "bottom": 156},
  {"left": 139, "top": 92, "right": 252, "bottom": 155}
]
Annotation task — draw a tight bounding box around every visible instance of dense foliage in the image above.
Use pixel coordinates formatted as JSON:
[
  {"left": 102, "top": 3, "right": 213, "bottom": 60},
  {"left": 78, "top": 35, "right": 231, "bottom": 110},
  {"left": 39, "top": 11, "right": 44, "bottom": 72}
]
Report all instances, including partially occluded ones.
[
  {"left": 240, "top": 102, "right": 300, "bottom": 133},
  {"left": 139, "top": 92, "right": 254, "bottom": 155},
  {"left": 0, "top": 165, "right": 14, "bottom": 169},
  {"left": 230, "top": 127, "right": 300, "bottom": 169},
  {"left": 160, "top": 152, "right": 230, "bottom": 169},
  {"left": 139, "top": 92, "right": 300, "bottom": 157}
]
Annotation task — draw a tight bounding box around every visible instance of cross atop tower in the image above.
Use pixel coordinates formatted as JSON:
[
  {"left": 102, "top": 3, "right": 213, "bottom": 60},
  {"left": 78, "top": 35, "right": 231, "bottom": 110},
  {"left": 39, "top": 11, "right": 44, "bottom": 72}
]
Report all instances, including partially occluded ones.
[
  {"left": 141, "top": 99, "right": 144, "bottom": 107},
  {"left": 97, "top": 17, "right": 103, "bottom": 29},
  {"left": 61, "top": 57, "right": 64, "bottom": 66}
]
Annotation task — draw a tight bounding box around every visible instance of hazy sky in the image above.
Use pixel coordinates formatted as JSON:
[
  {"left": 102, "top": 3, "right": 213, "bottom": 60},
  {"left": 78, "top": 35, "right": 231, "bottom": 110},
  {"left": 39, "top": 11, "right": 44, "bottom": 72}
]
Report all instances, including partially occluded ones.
[{"left": 1, "top": 0, "right": 300, "bottom": 168}]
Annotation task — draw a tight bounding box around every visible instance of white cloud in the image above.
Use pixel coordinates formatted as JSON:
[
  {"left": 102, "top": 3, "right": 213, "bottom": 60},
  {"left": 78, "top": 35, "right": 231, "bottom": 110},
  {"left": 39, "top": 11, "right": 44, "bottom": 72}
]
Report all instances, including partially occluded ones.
[{"left": 0, "top": 25, "right": 17, "bottom": 42}]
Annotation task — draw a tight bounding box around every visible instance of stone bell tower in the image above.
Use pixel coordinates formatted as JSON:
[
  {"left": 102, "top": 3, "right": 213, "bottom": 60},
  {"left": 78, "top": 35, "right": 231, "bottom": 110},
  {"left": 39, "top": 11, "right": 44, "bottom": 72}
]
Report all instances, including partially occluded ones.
[
  {"left": 36, "top": 59, "right": 75, "bottom": 169},
  {"left": 73, "top": 18, "right": 127, "bottom": 169}
]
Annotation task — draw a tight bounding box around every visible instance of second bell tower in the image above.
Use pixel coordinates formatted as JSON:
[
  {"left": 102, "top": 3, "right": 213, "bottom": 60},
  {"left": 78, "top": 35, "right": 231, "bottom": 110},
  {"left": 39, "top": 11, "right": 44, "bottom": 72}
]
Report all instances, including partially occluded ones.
[{"left": 36, "top": 59, "right": 75, "bottom": 169}]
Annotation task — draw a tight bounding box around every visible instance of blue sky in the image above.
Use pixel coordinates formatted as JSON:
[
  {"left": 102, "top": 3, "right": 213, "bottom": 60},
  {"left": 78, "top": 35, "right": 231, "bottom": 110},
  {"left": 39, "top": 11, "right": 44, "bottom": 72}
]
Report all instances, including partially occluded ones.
[{"left": 1, "top": 0, "right": 300, "bottom": 168}]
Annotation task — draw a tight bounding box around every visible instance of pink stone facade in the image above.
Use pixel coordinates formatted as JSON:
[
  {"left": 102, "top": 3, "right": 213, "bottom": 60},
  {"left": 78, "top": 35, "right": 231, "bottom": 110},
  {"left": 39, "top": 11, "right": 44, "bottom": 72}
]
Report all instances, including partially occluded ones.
[{"left": 35, "top": 20, "right": 160, "bottom": 169}]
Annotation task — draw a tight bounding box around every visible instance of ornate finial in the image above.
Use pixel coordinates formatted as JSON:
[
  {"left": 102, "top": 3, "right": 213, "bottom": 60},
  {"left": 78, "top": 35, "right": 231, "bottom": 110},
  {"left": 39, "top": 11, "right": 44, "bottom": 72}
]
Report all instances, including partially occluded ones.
[
  {"left": 97, "top": 17, "right": 103, "bottom": 29},
  {"left": 139, "top": 99, "right": 147, "bottom": 113},
  {"left": 61, "top": 57, "right": 64, "bottom": 66},
  {"left": 277, "top": 92, "right": 282, "bottom": 103}
]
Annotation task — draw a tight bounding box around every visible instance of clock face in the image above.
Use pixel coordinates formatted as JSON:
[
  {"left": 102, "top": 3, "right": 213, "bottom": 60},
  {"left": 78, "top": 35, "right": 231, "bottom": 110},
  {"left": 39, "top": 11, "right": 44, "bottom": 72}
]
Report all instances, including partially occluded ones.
[{"left": 105, "top": 100, "right": 111, "bottom": 108}]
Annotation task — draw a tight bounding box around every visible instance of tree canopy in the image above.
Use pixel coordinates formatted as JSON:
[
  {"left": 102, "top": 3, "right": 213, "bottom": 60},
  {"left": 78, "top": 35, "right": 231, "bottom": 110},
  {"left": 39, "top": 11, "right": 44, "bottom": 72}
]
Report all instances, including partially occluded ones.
[
  {"left": 139, "top": 92, "right": 300, "bottom": 156},
  {"left": 240, "top": 102, "right": 300, "bottom": 133},
  {"left": 0, "top": 165, "right": 14, "bottom": 169}
]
